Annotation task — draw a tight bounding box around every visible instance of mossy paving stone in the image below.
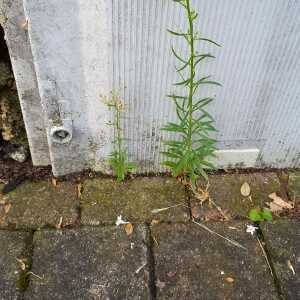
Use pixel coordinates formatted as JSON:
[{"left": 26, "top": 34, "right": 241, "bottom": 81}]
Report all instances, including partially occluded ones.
[
  {"left": 152, "top": 222, "right": 278, "bottom": 300},
  {"left": 81, "top": 177, "right": 189, "bottom": 225},
  {"left": 288, "top": 171, "right": 300, "bottom": 203},
  {"left": 0, "top": 230, "right": 31, "bottom": 300},
  {"left": 0, "top": 181, "right": 79, "bottom": 229},
  {"left": 24, "top": 226, "right": 150, "bottom": 300},
  {"left": 192, "top": 173, "right": 280, "bottom": 219},
  {"left": 261, "top": 219, "right": 300, "bottom": 300}
]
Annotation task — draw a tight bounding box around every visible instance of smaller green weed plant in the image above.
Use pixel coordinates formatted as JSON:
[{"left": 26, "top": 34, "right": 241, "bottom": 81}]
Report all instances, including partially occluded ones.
[
  {"left": 249, "top": 208, "right": 273, "bottom": 222},
  {"left": 102, "top": 92, "right": 136, "bottom": 182}
]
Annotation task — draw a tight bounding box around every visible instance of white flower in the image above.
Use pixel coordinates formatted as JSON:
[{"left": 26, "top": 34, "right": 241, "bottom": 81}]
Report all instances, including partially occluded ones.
[
  {"left": 246, "top": 224, "right": 258, "bottom": 235},
  {"left": 115, "top": 215, "right": 129, "bottom": 226}
]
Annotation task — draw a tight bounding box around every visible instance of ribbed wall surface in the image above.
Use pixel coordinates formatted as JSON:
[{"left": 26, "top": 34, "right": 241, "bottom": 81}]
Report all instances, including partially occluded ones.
[{"left": 111, "top": 0, "right": 300, "bottom": 171}]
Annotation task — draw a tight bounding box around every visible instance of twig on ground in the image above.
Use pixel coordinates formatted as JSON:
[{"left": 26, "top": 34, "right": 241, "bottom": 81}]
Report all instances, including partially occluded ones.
[
  {"left": 151, "top": 203, "right": 186, "bottom": 214},
  {"left": 135, "top": 263, "right": 147, "bottom": 274},
  {"left": 27, "top": 271, "right": 43, "bottom": 280},
  {"left": 192, "top": 220, "right": 247, "bottom": 250},
  {"left": 257, "top": 236, "right": 274, "bottom": 277}
]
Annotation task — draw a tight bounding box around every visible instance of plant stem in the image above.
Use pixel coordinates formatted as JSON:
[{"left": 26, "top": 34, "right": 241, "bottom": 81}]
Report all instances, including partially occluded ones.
[{"left": 187, "top": 0, "right": 194, "bottom": 151}]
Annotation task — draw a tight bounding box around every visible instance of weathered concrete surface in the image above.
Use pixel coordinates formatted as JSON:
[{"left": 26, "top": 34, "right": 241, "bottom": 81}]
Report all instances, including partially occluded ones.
[
  {"left": 152, "top": 222, "right": 278, "bottom": 300},
  {"left": 0, "top": 181, "right": 79, "bottom": 229},
  {"left": 1, "top": 0, "right": 50, "bottom": 165},
  {"left": 261, "top": 219, "right": 300, "bottom": 300},
  {"left": 0, "top": 230, "right": 31, "bottom": 300},
  {"left": 288, "top": 171, "right": 300, "bottom": 202},
  {"left": 25, "top": 226, "right": 150, "bottom": 300},
  {"left": 81, "top": 177, "right": 189, "bottom": 225},
  {"left": 192, "top": 173, "right": 280, "bottom": 219}
]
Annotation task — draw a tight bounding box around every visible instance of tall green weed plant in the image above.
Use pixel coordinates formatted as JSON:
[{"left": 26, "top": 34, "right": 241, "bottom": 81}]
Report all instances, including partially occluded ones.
[{"left": 162, "top": 0, "right": 221, "bottom": 186}]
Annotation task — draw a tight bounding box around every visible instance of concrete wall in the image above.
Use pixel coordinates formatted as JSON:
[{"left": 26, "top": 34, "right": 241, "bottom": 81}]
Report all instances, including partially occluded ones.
[{"left": 1, "top": 0, "right": 300, "bottom": 175}]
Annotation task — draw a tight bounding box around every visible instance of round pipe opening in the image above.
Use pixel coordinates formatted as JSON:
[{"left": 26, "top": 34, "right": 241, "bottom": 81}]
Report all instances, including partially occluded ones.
[{"left": 50, "top": 126, "right": 72, "bottom": 144}]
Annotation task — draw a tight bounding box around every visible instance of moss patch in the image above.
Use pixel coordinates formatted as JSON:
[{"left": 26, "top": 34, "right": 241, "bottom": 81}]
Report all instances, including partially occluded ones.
[
  {"left": 0, "top": 181, "right": 79, "bottom": 229},
  {"left": 81, "top": 177, "right": 189, "bottom": 224},
  {"left": 0, "top": 230, "right": 31, "bottom": 299}
]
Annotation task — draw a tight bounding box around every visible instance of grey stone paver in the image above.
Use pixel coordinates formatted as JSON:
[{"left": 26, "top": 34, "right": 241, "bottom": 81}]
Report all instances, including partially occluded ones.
[
  {"left": 261, "top": 219, "right": 300, "bottom": 300},
  {"left": 192, "top": 173, "right": 280, "bottom": 219},
  {"left": 0, "top": 230, "right": 31, "bottom": 300},
  {"left": 0, "top": 181, "right": 79, "bottom": 229},
  {"left": 152, "top": 222, "right": 278, "bottom": 300},
  {"left": 81, "top": 177, "right": 189, "bottom": 225},
  {"left": 25, "top": 226, "right": 150, "bottom": 300}
]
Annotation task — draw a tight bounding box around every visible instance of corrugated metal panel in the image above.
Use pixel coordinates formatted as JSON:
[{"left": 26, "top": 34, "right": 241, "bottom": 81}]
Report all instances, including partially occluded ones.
[{"left": 111, "top": 0, "right": 300, "bottom": 171}]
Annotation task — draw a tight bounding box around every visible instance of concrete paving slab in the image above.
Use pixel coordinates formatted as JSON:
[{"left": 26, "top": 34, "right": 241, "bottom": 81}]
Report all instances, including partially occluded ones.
[
  {"left": 0, "top": 230, "right": 31, "bottom": 300},
  {"left": 192, "top": 173, "right": 280, "bottom": 219},
  {"left": 152, "top": 222, "right": 278, "bottom": 300},
  {"left": 81, "top": 177, "right": 189, "bottom": 225},
  {"left": 25, "top": 226, "right": 150, "bottom": 299},
  {"left": 0, "top": 181, "right": 79, "bottom": 229},
  {"left": 261, "top": 219, "right": 300, "bottom": 300}
]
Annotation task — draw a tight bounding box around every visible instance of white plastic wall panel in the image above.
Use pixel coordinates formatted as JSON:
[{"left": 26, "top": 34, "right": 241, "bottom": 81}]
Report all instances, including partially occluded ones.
[
  {"left": 2, "top": 0, "right": 300, "bottom": 175},
  {"left": 111, "top": 0, "right": 300, "bottom": 172}
]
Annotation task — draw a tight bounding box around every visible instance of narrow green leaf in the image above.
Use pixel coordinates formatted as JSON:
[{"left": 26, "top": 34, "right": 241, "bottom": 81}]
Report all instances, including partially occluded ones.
[{"left": 198, "top": 38, "right": 221, "bottom": 47}]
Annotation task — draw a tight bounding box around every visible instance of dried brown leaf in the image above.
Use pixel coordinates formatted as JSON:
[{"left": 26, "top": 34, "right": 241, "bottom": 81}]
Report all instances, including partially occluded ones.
[
  {"left": 266, "top": 202, "right": 283, "bottom": 213},
  {"left": 240, "top": 182, "right": 251, "bottom": 197},
  {"left": 150, "top": 219, "right": 160, "bottom": 226},
  {"left": 56, "top": 216, "right": 63, "bottom": 229},
  {"left": 52, "top": 178, "right": 58, "bottom": 187},
  {"left": 77, "top": 183, "right": 83, "bottom": 198},
  {"left": 287, "top": 260, "right": 296, "bottom": 275},
  {"left": 16, "top": 258, "right": 26, "bottom": 271},
  {"left": 225, "top": 277, "right": 235, "bottom": 283},
  {"left": 4, "top": 203, "right": 11, "bottom": 214},
  {"left": 124, "top": 223, "right": 134, "bottom": 235},
  {"left": 268, "top": 193, "right": 294, "bottom": 209}
]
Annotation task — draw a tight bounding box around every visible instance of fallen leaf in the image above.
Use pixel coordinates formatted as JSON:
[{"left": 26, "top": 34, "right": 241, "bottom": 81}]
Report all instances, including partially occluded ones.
[
  {"left": 4, "top": 203, "right": 11, "bottom": 214},
  {"left": 266, "top": 202, "right": 283, "bottom": 213},
  {"left": 52, "top": 178, "right": 58, "bottom": 187},
  {"left": 16, "top": 258, "right": 26, "bottom": 271},
  {"left": 240, "top": 182, "right": 251, "bottom": 197},
  {"left": 150, "top": 219, "right": 160, "bottom": 226},
  {"left": 287, "top": 260, "right": 296, "bottom": 275},
  {"left": 77, "top": 183, "right": 83, "bottom": 198},
  {"left": 124, "top": 223, "right": 134, "bottom": 235},
  {"left": 195, "top": 187, "right": 210, "bottom": 204},
  {"left": 225, "top": 277, "right": 235, "bottom": 283},
  {"left": 56, "top": 216, "right": 63, "bottom": 229},
  {"left": 267, "top": 193, "right": 294, "bottom": 211}
]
